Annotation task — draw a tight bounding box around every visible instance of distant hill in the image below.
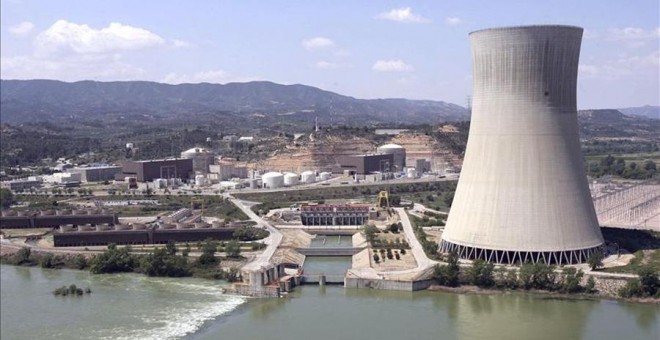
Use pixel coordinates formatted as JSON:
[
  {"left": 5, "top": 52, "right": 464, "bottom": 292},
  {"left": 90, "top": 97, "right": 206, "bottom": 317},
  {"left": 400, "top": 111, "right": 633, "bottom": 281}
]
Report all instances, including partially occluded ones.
[
  {"left": 0, "top": 79, "right": 468, "bottom": 125},
  {"left": 618, "top": 105, "right": 659, "bottom": 120},
  {"left": 577, "top": 109, "right": 659, "bottom": 139}
]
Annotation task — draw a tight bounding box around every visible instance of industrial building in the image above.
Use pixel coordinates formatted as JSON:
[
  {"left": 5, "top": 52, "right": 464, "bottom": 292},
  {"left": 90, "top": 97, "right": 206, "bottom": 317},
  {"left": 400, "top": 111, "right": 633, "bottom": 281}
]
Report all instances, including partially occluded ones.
[
  {"left": 440, "top": 25, "right": 604, "bottom": 265},
  {"left": 337, "top": 154, "right": 394, "bottom": 175},
  {"left": 301, "top": 205, "right": 370, "bottom": 226},
  {"left": 67, "top": 165, "right": 122, "bottom": 182},
  {"left": 209, "top": 163, "right": 248, "bottom": 180},
  {"left": 376, "top": 144, "right": 406, "bottom": 171},
  {"left": 118, "top": 158, "right": 193, "bottom": 182},
  {"left": 1, "top": 209, "right": 118, "bottom": 229},
  {"left": 181, "top": 147, "right": 214, "bottom": 174},
  {"left": 415, "top": 159, "right": 431, "bottom": 174},
  {"left": 1, "top": 178, "right": 42, "bottom": 192},
  {"left": 53, "top": 227, "right": 238, "bottom": 247}
]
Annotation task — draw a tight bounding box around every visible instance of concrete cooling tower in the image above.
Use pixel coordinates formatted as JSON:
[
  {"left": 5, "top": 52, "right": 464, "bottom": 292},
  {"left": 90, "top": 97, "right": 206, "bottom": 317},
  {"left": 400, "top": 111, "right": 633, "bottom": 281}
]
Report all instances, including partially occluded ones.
[{"left": 439, "top": 25, "right": 604, "bottom": 265}]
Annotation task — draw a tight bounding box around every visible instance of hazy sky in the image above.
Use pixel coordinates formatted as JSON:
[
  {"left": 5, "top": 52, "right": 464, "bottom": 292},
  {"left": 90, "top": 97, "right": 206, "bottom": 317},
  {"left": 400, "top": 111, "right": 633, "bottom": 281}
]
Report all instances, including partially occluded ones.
[{"left": 1, "top": 0, "right": 658, "bottom": 109}]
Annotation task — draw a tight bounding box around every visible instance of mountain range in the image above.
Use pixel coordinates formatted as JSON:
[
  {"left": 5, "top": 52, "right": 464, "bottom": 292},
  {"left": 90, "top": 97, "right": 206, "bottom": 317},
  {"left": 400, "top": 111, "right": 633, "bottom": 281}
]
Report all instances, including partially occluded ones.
[{"left": 0, "top": 79, "right": 468, "bottom": 126}]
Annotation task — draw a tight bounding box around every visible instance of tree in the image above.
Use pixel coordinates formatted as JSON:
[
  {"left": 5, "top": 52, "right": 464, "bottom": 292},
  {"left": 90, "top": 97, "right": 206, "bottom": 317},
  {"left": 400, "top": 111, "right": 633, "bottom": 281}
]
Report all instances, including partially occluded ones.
[
  {"left": 519, "top": 262, "right": 557, "bottom": 290},
  {"left": 560, "top": 267, "right": 584, "bottom": 293},
  {"left": 89, "top": 244, "right": 136, "bottom": 274},
  {"left": 637, "top": 265, "right": 659, "bottom": 297},
  {"left": 588, "top": 251, "right": 604, "bottom": 271},
  {"left": 225, "top": 240, "right": 241, "bottom": 258},
  {"left": 165, "top": 240, "right": 177, "bottom": 256},
  {"left": 141, "top": 247, "right": 190, "bottom": 277},
  {"left": 468, "top": 259, "right": 495, "bottom": 287},
  {"left": 197, "top": 239, "right": 218, "bottom": 266},
  {"left": 586, "top": 276, "right": 596, "bottom": 293},
  {"left": 362, "top": 225, "right": 379, "bottom": 244},
  {"left": 15, "top": 247, "right": 32, "bottom": 265},
  {"left": 433, "top": 251, "right": 460, "bottom": 287},
  {"left": 1, "top": 188, "right": 15, "bottom": 208}
]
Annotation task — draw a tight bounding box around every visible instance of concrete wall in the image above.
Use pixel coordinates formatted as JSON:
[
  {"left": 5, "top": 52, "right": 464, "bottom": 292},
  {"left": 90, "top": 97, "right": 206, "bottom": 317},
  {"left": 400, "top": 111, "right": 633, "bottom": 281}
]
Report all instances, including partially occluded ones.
[{"left": 344, "top": 277, "right": 434, "bottom": 291}]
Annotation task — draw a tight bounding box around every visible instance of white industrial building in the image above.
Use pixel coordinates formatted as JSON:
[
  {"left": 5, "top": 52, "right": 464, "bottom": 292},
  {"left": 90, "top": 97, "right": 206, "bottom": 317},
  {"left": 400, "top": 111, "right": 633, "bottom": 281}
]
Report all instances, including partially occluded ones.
[
  {"left": 440, "top": 25, "right": 604, "bottom": 265},
  {"left": 67, "top": 165, "right": 122, "bottom": 182}
]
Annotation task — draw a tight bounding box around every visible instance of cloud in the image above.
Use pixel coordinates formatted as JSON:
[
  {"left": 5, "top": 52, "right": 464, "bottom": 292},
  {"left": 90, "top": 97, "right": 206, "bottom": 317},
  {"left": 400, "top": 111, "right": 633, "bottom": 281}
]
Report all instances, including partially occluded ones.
[
  {"left": 172, "top": 39, "right": 193, "bottom": 48},
  {"left": 315, "top": 61, "right": 352, "bottom": 69},
  {"left": 162, "top": 70, "right": 259, "bottom": 84},
  {"left": 34, "top": 20, "right": 165, "bottom": 55},
  {"left": 0, "top": 54, "right": 146, "bottom": 81},
  {"left": 372, "top": 59, "right": 414, "bottom": 72},
  {"left": 302, "top": 37, "right": 335, "bottom": 50},
  {"left": 444, "top": 17, "right": 462, "bottom": 26},
  {"left": 376, "top": 7, "right": 430, "bottom": 23},
  {"left": 606, "top": 27, "right": 660, "bottom": 47},
  {"left": 9, "top": 21, "right": 34, "bottom": 36},
  {"left": 579, "top": 50, "right": 659, "bottom": 79}
]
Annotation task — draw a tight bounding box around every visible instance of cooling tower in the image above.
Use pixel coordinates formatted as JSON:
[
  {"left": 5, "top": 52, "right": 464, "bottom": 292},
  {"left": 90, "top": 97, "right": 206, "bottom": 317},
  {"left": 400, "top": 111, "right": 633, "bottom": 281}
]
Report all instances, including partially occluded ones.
[{"left": 439, "top": 25, "right": 604, "bottom": 265}]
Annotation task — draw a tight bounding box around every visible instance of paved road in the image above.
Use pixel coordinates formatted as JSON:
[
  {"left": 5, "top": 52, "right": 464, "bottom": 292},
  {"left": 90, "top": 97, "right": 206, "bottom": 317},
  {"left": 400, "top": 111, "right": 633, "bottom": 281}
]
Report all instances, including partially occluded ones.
[{"left": 227, "top": 196, "right": 283, "bottom": 272}]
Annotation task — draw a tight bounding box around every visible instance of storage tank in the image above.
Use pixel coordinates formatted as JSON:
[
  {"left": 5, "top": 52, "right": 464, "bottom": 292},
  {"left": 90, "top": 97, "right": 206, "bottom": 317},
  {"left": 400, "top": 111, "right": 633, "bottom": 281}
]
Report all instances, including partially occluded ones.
[
  {"left": 248, "top": 179, "right": 260, "bottom": 189},
  {"left": 319, "top": 172, "right": 331, "bottom": 181},
  {"left": 194, "top": 174, "right": 207, "bottom": 187},
  {"left": 377, "top": 144, "right": 406, "bottom": 171},
  {"left": 181, "top": 147, "right": 214, "bottom": 174},
  {"left": 283, "top": 172, "right": 299, "bottom": 186},
  {"left": 406, "top": 168, "right": 417, "bottom": 178},
  {"left": 262, "top": 172, "right": 284, "bottom": 189},
  {"left": 301, "top": 171, "right": 316, "bottom": 184}
]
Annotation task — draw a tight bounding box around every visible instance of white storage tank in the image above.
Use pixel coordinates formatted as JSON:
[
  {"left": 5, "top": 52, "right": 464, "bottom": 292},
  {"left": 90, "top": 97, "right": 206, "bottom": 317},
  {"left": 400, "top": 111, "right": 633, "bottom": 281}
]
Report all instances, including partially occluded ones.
[
  {"left": 377, "top": 143, "right": 406, "bottom": 171},
  {"left": 195, "top": 174, "right": 207, "bottom": 187},
  {"left": 262, "top": 172, "right": 284, "bottom": 189},
  {"left": 181, "top": 147, "right": 214, "bottom": 174},
  {"left": 301, "top": 171, "right": 316, "bottom": 184},
  {"left": 319, "top": 172, "right": 332, "bottom": 181},
  {"left": 406, "top": 168, "right": 418, "bottom": 178},
  {"left": 283, "top": 172, "right": 299, "bottom": 186}
]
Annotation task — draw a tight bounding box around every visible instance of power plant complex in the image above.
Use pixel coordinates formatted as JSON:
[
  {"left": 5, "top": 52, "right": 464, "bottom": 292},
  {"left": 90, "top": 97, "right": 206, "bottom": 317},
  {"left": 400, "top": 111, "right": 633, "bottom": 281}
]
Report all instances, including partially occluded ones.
[{"left": 440, "top": 25, "right": 605, "bottom": 265}]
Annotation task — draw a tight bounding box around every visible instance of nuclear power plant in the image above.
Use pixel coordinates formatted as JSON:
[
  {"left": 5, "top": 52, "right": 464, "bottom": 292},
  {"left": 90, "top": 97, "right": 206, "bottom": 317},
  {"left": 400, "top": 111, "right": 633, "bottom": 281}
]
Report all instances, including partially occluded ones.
[{"left": 439, "top": 25, "right": 605, "bottom": 265}]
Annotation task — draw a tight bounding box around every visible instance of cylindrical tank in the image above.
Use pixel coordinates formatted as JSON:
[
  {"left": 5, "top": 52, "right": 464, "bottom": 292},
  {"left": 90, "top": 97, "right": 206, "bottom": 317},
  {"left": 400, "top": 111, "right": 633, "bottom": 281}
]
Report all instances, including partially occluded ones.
[
  {"left": 283, "top": 172, "right": 299, "bottom": 186},
  {"left": 114, "top": 224, "right": 131, "bottom": 231},
  {"left": 319, "top": 172, "right": 331, "bottom": 181},
  {"left": 406, "top": 168, "right": 417, "bottom": 178},
  {"left": 377, "top": 144, "right": 406, "bottom": 171},
  {"left": 131, "top": 223, "right": 147, "bottom": 230},
  {"left": 440, "top": 25, "right": 604, "bottom": 265},
  {"left": 301, "top": 171, "right": 316, "bottom": 184},
  {"left": 248, "top": 179, "right": 260, "bottom": 189},
  {"left": 261, "top": 172, "right": 284, "bottom": 189}
]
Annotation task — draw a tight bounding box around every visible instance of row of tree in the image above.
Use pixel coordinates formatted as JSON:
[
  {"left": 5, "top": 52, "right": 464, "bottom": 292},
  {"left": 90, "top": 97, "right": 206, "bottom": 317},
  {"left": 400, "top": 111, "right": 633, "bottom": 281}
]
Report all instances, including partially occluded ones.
[{"left": 586, "top": 156, "right": 657, "bottom": 179}]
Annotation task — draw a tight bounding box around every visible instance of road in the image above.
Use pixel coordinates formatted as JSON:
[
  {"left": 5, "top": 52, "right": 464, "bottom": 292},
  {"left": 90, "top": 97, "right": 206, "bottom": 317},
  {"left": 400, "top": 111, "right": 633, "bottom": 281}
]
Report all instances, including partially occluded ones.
[{"left": 226, "top": 195, "right": 282, "bottom": 272}]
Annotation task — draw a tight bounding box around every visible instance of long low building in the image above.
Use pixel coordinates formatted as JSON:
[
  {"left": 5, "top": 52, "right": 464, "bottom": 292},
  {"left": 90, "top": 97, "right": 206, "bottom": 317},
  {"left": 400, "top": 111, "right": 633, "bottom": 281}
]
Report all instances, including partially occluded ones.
[
  {"left": 53, "top": 227, "right": 239, "bottom": 247},
  {"left": 1, "top": 211, "right": 118, "bottom": 229},
  {"left": 67, "top": 165, "right": 122, "bottom": 182},
  {"left": 301, "top": 205, "right": 370, "bottom": 226},
  {"left": 337, "top": 154, "right": 394, "bottom": 175}
]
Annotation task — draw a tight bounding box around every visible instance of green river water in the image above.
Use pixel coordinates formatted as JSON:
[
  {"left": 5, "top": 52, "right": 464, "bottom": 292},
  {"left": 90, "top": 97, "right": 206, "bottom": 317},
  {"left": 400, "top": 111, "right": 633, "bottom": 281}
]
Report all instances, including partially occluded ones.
[{"left": 1, "top": 264, "right": 658, "bottom": 340}]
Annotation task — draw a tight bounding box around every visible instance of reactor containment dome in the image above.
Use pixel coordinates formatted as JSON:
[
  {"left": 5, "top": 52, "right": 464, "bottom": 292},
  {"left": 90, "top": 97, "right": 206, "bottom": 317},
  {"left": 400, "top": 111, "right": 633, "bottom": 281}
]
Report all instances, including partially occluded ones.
[{"left": 439, "top": 25, "right": 604, "bottom": 265}]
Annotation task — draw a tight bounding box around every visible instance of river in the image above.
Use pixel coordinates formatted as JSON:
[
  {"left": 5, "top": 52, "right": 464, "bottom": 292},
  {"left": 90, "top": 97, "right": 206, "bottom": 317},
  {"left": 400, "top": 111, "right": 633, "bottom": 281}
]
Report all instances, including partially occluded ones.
[{"left": 1, "top": 264, "right": 658, "bottom": 340}]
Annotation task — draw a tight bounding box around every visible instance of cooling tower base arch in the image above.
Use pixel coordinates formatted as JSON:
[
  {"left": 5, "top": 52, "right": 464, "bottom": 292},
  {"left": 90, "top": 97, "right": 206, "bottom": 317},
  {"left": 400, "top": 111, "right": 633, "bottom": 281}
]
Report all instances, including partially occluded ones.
[{"left": 439, "top": 240, "right": 604, "bottom": 265}]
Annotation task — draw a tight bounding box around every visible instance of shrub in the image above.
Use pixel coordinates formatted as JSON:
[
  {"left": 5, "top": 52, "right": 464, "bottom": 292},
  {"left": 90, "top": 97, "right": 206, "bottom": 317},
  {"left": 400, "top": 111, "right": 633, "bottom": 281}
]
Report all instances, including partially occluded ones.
[
  {"left": 619, "top": 279, "right": 644, "bottom": 298},
  {"left": 519, "top": 262, "right": 557, "bottom": 290},
  {"left": 560, "top": 267, "right": 584, "bottom": 293},
  {"left": 588, "top": 250, "right": 604, "bottom": 271},
  {"left": 637, "top": 265, "right": 659, "bottom": 297},
  {"left": 233, "top": 226, "right": 269, "bottom": 241},
  {"left": 373, "top": 253, "right": 380, "bottom": 263},
  {"left": 225, "top": 240, "right": 241, "bottom": 258},
  {"left": 433, "top": 251, "right": 460, "bottom": 287},
  {"left": 89, "top": 244, "right": 136, "bottom": 274},
  {"left": 468, "top": 259, "right": 495, "bottom": 287},
  {"left": 586, "top": 276, "right": 596, "bottom": 293},
  {"left": 197, "top": 239, "right": 218, "bottom": 266}
]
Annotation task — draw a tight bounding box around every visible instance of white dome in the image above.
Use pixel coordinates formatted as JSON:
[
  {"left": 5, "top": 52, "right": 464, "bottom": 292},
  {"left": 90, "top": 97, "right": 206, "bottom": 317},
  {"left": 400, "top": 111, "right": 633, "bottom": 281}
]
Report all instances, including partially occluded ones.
[
  {"left": 378, "top": 143, "right": 404, "bottom": 149},
  {"left": 262, "top": 172, "right": 283, "bottom": 179}
]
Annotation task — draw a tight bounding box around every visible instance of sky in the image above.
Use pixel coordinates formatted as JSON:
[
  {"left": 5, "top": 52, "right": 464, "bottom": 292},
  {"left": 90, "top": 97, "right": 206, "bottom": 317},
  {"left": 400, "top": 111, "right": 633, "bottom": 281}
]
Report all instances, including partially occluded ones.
[{"left": 1, "top": 0, "right": 658, "bottom": 109}]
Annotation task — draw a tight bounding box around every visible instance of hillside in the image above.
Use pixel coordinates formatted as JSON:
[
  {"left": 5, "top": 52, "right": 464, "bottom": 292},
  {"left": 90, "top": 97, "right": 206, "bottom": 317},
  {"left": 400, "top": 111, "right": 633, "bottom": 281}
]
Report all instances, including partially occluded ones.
[
  {"left": 618, "top": 105, "right": 659, "bottom": 120},
  {"left": 0, "top": 79, "right": 468, "bottom": 126}
]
